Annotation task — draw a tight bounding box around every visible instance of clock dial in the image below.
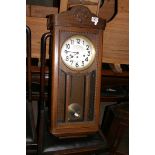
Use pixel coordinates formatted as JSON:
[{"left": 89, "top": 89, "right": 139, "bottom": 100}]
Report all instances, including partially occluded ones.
[{"left": 61, "top": 35, "right": 96, "bottom": 70}]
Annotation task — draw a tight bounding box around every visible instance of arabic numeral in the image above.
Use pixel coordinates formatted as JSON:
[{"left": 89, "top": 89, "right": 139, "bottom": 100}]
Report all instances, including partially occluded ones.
[
  {"left": 76, "top": 39, "right": 80, "bottom": 44},
  {"left": 87, "top": 51, "right": 90, "bottom": 56},
  {"left": 81, "top": 61, "right": 84, "bottom": 66},
  {"left": 66, "top": 56, "right": 69, "bottom": 61},
  {"left": 70, "top": 60, "right": 73, "bottom": 65},
  {"left": 86, "top": 45, "right": 89, "bottom": 50},
  {"left": 66, "top": 44, "right": 70, "bottom": 49},
  {"left": 85, "top": 57, "right": 88, "bottom": 61},
  {"left": 75, "top": 62, "right": 79, "bottom": 67}
]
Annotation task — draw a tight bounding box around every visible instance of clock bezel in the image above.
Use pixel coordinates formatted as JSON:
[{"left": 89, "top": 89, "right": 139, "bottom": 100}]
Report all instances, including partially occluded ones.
[{"left": 60, "top": 34, "right": 96, "bottom": 71}]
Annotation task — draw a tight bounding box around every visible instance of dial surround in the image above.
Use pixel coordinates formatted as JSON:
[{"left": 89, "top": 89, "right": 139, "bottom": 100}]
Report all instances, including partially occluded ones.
[{"left": 61, "top": 35, "right": 96, "bottom": 70}]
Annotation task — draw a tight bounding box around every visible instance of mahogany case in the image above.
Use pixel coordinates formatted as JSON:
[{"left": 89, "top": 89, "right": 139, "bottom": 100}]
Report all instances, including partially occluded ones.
[{"left": 46, "top": 5, "right": 106, "bottom": 137}]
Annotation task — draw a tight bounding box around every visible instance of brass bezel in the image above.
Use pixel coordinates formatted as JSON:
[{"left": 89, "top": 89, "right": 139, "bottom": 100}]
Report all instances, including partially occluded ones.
[{"left": 61, "top": 35, "right": 96, "bottom": 71}]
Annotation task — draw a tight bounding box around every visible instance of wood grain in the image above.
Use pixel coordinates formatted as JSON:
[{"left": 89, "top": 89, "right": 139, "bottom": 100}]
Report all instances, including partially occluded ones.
[
  {"left": 59, "top": 0, "right": 68, "bottom": 13},
  {"left": 99, "top": 0, "right": 115, "bottom": 22},
  {"left": 60, "top": 0, "right": 101, "bottom": 15},
  {"left": 26, "top": 4, "right": 31, "bottom": 16},
  {"left": 30, "top": 5, "right": 58, "bottom": 17},
  {"left": 26, "top": 5, "right": 58, "bottom": 59},
  {"left": 102, "top": 0, "right": 129, "bottom": 64},
  {"left": 26, "top": 16, "right": 49, "bottom": 59}
]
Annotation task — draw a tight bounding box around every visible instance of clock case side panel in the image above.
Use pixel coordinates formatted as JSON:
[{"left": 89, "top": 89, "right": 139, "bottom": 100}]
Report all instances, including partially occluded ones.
[
  {"left": 50, "top": 26, "right": 104, "bottom": 137},
  {"left": 50, "top": 27, "right": 59, "bottom": 132}
]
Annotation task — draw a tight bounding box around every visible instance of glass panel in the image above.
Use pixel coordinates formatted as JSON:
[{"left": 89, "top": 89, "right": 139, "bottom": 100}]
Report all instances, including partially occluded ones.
[
  {"left": 57, "top": 70, "right": 96, "bottom": 123},
  {"left": 68, "top": 75, "right": 85, "bottom": 122}
]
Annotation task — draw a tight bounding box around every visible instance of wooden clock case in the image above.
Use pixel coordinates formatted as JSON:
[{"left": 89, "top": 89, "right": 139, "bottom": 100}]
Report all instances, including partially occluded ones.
[{"left": 46, "top": 5, "right": 106, "bottom": 138}]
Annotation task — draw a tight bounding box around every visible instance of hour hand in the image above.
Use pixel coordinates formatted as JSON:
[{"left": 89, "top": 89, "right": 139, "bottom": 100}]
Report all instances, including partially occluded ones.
[
  {"left": 65, "top": 50, "right": 79, "bottom": 55},
  {"left": 64, "top": 50, "right": 72, "bottom": 54},
  {"left": 71, "top": 52, "right": 79, "bottom": 55}
]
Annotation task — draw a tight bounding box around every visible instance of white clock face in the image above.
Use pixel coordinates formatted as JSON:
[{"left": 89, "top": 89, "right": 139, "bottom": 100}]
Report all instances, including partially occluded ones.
[{"left": 61, "top": 35, "right": 96, "bottom": 70}]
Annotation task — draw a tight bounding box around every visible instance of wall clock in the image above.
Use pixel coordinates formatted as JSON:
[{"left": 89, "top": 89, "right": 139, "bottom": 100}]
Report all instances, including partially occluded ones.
[{"left": 46, "top": 5, "right": 106, "bottom": 137}]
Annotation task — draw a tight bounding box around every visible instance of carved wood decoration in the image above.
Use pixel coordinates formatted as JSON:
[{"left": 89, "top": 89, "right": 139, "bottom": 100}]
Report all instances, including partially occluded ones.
[
  {"left": 59, "top": 0, "right": 101, "bottom": 15},
  {"left": 47, "top": 5, "right": 106, "bottom": 137},
  {"left": 60, "top": 0, "right": 116, "bottom": 22}
]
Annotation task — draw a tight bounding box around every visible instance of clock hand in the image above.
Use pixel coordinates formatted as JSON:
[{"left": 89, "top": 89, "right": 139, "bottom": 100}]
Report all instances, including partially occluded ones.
[
  {"left": 73, "top": 52, "right": 79, "bottom": 53},
  {"left": 65, "top": 50, "right": 79, "bottom": 55},
  {"left": 71, "top": 52, "right": 79, "bottom": 55},
  {"left": 64, "top": 50, "right": 72, "bottom": 54}
]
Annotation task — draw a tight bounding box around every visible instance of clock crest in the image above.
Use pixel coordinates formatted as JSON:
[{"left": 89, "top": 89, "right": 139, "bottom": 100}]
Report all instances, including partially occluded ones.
[{"left": 46, "top": 5, "right": 106, "bottom": 137}]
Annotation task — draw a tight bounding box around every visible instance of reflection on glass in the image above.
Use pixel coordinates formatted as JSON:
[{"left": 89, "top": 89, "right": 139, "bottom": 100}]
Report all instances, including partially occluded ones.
[{"left": 57, "top": 69, "right": 96, "bottom": 124}]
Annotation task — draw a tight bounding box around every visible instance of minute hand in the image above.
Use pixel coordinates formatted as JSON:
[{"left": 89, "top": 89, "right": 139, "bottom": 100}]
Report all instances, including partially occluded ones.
[
  {"left": 71, "top": 52, "right": 79, "bottom": 55},
  {"left": 64, "top": 50, "right": 79, "bottom": 55}
]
